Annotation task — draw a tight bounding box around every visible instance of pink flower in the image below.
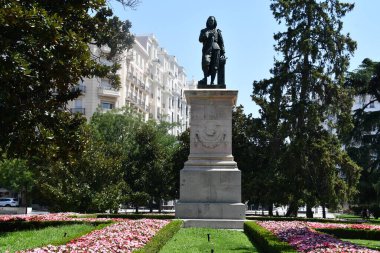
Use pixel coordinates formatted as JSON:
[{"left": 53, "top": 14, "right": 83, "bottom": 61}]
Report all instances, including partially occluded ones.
[
  {"left": 3, "top": 214, "right": 169, "bottom": 253},
  {"left": 257, "top": 221, "right": 380, "bottom": 253}
]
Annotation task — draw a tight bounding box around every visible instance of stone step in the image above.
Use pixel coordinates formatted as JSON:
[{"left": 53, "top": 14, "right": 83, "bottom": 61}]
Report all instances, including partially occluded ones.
[{"left": 183, "top": 219, "right": 244, "bottom": 229}]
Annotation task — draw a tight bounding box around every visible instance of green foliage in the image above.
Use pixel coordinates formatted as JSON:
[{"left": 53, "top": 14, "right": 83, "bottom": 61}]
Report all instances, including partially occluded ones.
[
  {"left": 233, "top": 105, "right": 285, "bottom": 212},
  {"left": 244, "top": 221, "right": 297, "bottom": 253},
  {"left": 134, "top": 220, "right": 183, "bottom": 253},
  {"left": 125, "top": 119, "right": 179, "bottom": 211},
  {"left": 341, "top": 238, "right": 380, "bottom": 250},
  {"left": 0, "top": 223, "right": 109, "bottom": 252},
  {"left": 35, "top": 111, "right": 132, "bottom": 212},
  {"left": 0, "top": 0, "right": 137, "bottom": 211},
  {"left": 0, "top": 0, "right": 134, "bottom": 158},
  {"left": 170, "top": 129, "right": 190, "bottom": 199},
  {"left": 251, "top": 0, "right": 360, "bottom": 216},
  {"left": 246, "top": 216, "right": 362, "bottom": 224},
  {"left": 0, "top": 155, "right": 33, "bottom": 193},
  {"left": 345, "top": 58, "right": 380, "bottom": 209},
  {"left": 96, "top": 214, "right": 174, "bottom": 219},
  {"left": 317, "top": 228, "right": 380, "bottom": 240}
]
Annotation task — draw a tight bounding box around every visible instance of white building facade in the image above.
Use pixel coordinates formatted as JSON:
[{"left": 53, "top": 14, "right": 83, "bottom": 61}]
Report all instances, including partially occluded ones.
[{"left": 67, "top": 34, "right": 190, "bottom": 135}]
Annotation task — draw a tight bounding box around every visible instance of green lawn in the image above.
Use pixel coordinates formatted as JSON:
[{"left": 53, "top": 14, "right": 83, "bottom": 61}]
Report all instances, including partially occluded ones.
[
  {"left": 342, "top": 238, "right": 380, "bottom": 250},
  {"left": 335, "top": 214, "right": 380, "bottom": 225},
  {"left": 0, "top": 223, "right": 109, "bottom": 253},
  {"left": 160, "top": 228, "right": 259, "bottom": 253}
]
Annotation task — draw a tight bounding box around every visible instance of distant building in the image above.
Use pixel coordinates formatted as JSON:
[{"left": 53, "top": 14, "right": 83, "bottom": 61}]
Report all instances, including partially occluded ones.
[{"left": 67, "top": 34, "right": 191, "bottom": 135}]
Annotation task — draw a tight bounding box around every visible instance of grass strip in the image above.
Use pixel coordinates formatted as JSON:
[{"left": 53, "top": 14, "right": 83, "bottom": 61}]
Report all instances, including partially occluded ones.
[
  {"left": 159, "top": 226, "right": 259, "bottom": 253},
  {"left": 317, "top": 228, "right": 380, "bottom": 240},
  {"left": 134, "top": 219, "right": 183, "bottom": 253},
  {"left": 341, "top": 238, "right": 380, "bottom": 250},
  {"left": 244, "top": 221, "right": 297, "bottom": 253},
  {"left": 0, "top": 223, "right": 110, "bottom": 252}
]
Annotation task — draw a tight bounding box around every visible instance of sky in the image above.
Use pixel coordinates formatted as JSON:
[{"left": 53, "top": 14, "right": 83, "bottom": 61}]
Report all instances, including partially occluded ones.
[{"left": 111, "top": 0, "right": 380, "bottom": 117}]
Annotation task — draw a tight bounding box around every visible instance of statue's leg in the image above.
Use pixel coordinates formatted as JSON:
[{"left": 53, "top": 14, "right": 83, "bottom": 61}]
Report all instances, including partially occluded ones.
[
  {"left": 210, "top": 73, "right": 216, "bottom": 85},
  {"left": 201, "top": 54, "right": 212, "bottom": 84},
  {"left": 210, "top": 50, "right": 220, "bottom": 85}
]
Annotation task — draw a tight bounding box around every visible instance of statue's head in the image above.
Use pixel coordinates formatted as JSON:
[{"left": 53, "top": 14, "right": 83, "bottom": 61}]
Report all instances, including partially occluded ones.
[{"left": 206, "top": 16, "right": 217, "bottom": 29}]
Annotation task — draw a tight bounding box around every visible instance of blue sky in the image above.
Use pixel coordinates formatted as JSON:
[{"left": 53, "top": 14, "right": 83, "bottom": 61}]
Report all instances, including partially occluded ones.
[{"left": 111, "top": 0, "right": 380, "bottom": 117}]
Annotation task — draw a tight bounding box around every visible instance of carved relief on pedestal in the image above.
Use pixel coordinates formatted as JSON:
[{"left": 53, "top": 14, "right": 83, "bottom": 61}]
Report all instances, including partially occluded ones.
[{"left": 194, "top": 121, "right": 227, "bottom": 149}]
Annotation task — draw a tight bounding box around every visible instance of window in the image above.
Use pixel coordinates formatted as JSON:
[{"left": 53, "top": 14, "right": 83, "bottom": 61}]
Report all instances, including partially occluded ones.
[
  {"left": 100, "top": 79, "right": 111, "bottom": 88},
  {"left": 74, "top": 99, "right": 82, "bottom": 108},
  {"left": 101, "top": 101, "right": 114, "bottom": 110}
]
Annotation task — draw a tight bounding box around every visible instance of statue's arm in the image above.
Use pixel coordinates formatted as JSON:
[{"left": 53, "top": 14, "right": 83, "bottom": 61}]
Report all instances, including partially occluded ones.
[
  {"left": 218, "top": 29, "right": 225, "bottom": 55},
  {"left": 199, "top": 29, "right": 207, "bottom": 43}
]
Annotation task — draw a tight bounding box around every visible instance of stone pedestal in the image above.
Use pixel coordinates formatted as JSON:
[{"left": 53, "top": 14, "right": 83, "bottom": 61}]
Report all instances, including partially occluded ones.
[{"left": 176, "top": 89, "right": 245, "bottom": 228}]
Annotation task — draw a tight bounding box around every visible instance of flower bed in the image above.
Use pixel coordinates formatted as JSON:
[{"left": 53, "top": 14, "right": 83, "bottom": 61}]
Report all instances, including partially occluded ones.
[
  {"left": 307, "top": 222, "right": 380, "bottom": 231},
  {"left": 17, "top": 219, "right": 169, "bottom": 253},
  {"left": 257, "top": 221, "right": 380, "bottom": 253},
  {"left": 0, "top": 213, "right": 116, "bottom": 223}
]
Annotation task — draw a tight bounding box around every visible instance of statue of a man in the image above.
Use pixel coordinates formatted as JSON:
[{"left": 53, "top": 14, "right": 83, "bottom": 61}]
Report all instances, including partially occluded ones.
[{"left": 198, "top": 16, "right": 225, "bottom": 86}]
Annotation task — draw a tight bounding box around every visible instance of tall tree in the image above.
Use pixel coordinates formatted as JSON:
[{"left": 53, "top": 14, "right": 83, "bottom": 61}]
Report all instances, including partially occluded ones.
[
  {"left": 0, "top": 155, "right": 34, "bottom": 207},
  {"left": 126, "top": 120, "right": 178, "bottom": 212},
  {"left": 253, "top": 0, "right": 360, "bottom": 217},
  {"left": 345, "top": 58, "right": 380, "bottom": 211},
  {"left": 0, "top": 0, "right": 135, "bottom": 158}
]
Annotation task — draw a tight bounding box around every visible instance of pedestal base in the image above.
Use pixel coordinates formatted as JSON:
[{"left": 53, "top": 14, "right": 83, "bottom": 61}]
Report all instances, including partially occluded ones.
[
  {"left": 176, "top": 89, "right": 245, "bottom": 227},
  {"left": 176, "top": 202, "right": 245, "bottom": 219},
  {"left": 183, "top": 219, "right": 244, "bottom": 229}
]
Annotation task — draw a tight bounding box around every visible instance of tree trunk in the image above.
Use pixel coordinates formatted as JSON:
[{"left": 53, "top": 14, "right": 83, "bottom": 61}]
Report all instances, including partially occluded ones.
[
  {"left": 158, "top": 199, "right": 162, "bottom": 213},
  {"left": 306, "top": 204, "right": 313, "bottom": 218},
  {"left": 268, "top": 204, "right": 274, "bottom": 216},
  {"left": 135, "top": 205, "right": 139, "bottom": 214},
  {"left": 24, "top": 184, "right": 28, "bottom": 214},
  {"left": 286, "top": 202, "right": 298, "bottom": 217},
  {"left": 322, "top": 204, "right": 326, "bottom": 219},
  {"left": 149, "top": 199, "right": 153, "bottom": 213}
]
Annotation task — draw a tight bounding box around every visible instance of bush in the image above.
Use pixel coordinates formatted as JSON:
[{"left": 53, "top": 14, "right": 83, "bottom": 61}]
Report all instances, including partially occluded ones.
[
  {"left": 134, "top": 219, "right": 183, "bottom": 253},
  {"left": 0, "top": 220, "right": 111, "bottom": 233},
  {"left": 246, "top": 216, "right": 362, "bottom": 224},
  {"left": 369, "top": 204, "right": 380, "bottom": 219},
  {"left": 244, "top": 221, "right": 297, "bottom": 253},
  {"left": 317, "top": 228, "right": 380, "bottom": 240},
  {"left": 96, "top": 213, "right": 174, "bottom": 219}
]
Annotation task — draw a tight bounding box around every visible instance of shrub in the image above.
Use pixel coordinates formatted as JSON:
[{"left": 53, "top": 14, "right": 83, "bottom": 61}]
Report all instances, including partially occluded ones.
[
  {"left": 246, "top": 216, "right": 362, "bottom": 224},
  {"left": 134, "top": 219, "right": 183, "bottom": 253},
  {"left": 96, "top": 213, "right": 174, "bottom": 219},
  {"left": 369, "top": 204, "right": 380, "bottom": 219},
  {"left": 244, "top": 221, "right": 297, "bottom": 253}
]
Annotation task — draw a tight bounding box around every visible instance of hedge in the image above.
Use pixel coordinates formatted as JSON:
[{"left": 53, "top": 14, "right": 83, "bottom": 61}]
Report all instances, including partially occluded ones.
[
  {"left": 133, "top": 219, "right": 183, "bottom": 253},
  {"left": 317, "top": 228, "right": 380, "bottom": 240},
  {"left": 246, "top": 216, "right": 362, "bottom": 224},
  {"left": 96, "top": 213, "right": 175, "bottom": 220},
  {"left": 244, "top": 221, "right": 297, "bottom": 253}
]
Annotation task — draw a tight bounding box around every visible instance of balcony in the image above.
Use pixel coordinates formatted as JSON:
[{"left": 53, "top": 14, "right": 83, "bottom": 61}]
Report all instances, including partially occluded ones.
[
  {"left": 70, "top": 107, "right": 86, "bottom": 114},
  {"left": 98, "top": 86, "right": 120, "bottom": 97},
  {"left": 72, "top": 85, "right": 86, "bottom": 94}
]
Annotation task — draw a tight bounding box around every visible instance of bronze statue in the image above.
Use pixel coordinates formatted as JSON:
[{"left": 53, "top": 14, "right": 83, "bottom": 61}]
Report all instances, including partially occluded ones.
[{"left": 198, "top": 16, "right": 226, "bottom": 88}]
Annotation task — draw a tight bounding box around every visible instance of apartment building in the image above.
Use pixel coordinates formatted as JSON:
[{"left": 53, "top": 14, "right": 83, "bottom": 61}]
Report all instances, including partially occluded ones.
[{"left": 68, "top": 34, "right": 190, "bottom": 135}]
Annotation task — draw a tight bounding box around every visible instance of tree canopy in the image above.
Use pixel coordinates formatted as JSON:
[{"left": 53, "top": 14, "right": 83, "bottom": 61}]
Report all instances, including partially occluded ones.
[
  {"left": 251, "top": 0, "right": 361, "bottom": 217},
  {"left": 345, "top": 59, "right": 380, "bottom": 210},
  {"left": 0, "top": 0, "right": 134, "bottom": 158}
]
